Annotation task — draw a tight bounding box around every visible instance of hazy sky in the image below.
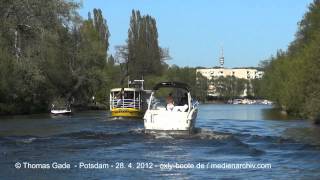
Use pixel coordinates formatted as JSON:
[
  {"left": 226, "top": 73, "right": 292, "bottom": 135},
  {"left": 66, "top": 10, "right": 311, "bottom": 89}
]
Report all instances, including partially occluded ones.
[{"left": 78, "top": 0, "right": 312, "bottom": 68}]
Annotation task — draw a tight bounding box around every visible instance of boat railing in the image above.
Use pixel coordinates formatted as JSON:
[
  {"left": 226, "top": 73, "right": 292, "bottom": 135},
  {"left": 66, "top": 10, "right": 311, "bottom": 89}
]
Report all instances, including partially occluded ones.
[
  {"left": 192, "top": 100, "right": 199, "bottom": 108},
  {"left": 111, "top": 99, "right": 141, "bottom": 109}
]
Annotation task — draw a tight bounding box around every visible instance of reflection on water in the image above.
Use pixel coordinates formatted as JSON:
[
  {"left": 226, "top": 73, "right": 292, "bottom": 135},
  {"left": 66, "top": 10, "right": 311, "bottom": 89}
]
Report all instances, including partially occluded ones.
[
  {"left": 284, "top": 127, "right": 320, "bottom": 146},
  {"left": 262, "top": 108, "right": 298, "bottom": 120},
  {"left": 0, "top": 105, "right": 320, "bottom": 179}
]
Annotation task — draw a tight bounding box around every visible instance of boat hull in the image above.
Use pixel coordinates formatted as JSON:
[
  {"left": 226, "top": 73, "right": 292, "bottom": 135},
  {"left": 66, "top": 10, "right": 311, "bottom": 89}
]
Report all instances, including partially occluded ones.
[
  {"left": 143, "top": 108, "right": 198, "bottom": 133},
  {"left": 50, "top": 110, "right": 72, "bottom": 115},
  {"left": 144, "top": 129, "right": 195, "bottom": 135},
  {"left": 111, "top": 108, "right": 143, "bottom": 118}
]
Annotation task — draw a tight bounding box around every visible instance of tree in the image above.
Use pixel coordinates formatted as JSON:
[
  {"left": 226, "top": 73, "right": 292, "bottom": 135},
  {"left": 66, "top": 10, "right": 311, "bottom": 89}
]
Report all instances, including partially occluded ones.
[
  {"left": 195, "top": 72, "right": 208, "bottom": 102},
  {"left": 0, "top": 0, "right": 80, "bottom": 114},
  {"left": 126, "top": 10, "right": 168, "bottom": 79},
  {"left": 260, "top": 0, "right": 320, "bottom": 122},
  {"left": 211, "top": 76, "right": 247, "bottom": 100},
  {"left": 0, "top": 2, "right": 112, "bottom": 114}
]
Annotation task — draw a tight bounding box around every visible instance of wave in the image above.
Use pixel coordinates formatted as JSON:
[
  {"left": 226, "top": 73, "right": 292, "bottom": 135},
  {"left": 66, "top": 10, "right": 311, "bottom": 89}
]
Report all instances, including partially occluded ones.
[
  {"left": 0, "top": 135, "right": 43, "bottom": 144},
  {"left": 1, "top": 127, "right": 318, "bottom": 156},
  {"left": 150, "top": 132, "right": 175, "bottom": 139},
  {"left": 191, "top": 128, "right": 265, "bottom": 156},
  {"left": 193, "top": 128, "right": 232, "bottom": 140},
  {"left": 55, "top": 129, "right": 144, "bottom": 140}
]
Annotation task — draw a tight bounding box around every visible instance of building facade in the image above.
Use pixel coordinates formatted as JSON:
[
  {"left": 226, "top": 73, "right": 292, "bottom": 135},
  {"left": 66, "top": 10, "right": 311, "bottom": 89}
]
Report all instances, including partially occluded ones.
[
  {"left": 196, "top": 68, "right": 264, "bottom": 97},
  {"left": 196, "top": 47, "right": 264, "bottom": 97},
  {"left": 196, "top": 68, "right": 264, "bottom": 80}
]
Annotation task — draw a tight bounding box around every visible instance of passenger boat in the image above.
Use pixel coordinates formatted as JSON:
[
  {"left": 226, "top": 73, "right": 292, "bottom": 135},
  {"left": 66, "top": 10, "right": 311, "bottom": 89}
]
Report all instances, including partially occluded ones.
[
  {"left": 143, "top": 82, "right": 198, "bottom": 134},
  {"left": 109, "top": 80, "right": 150, "bottom": 118}
]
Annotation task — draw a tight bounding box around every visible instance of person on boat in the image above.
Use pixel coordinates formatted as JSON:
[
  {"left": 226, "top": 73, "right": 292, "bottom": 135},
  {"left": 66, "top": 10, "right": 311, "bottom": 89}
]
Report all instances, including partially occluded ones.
[
  {"left": 115, "top": 91, "right": 123, "bottom": 107},
  {"left": 129, "top": 92, "right": 136, "bottom": 108},
  {"left": 166, "top": 93, "right": 174, "bottom": 111},
  {"left": 124, "top": 92, "right": 134, "bottom": 108}
]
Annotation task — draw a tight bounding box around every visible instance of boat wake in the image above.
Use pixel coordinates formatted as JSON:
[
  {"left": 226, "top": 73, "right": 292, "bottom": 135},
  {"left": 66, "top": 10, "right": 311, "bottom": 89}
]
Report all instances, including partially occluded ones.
[
  {"left": 0, "top": 128, "right": 318, "bottom": 156},
  {"left": 148, "top": 132, "right": 175, "bottom": 139},
  {"left": 0, "top": 135, "right": 47, "bottom": 144},
  {"left": 192, "top": 128, "right": 231, "bottom": 140}
]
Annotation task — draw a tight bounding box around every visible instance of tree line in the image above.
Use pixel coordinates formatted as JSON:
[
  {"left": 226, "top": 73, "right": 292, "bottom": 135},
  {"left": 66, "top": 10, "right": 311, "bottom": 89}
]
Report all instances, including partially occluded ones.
[
  {"left": 0, "top": 1, "right": 207, "bottom": 115},
  {"left": 258, "top": 0, "right": 320, "bottom": 123},
  {"left": 0, "top": 0, "right": 116, "bottom": 114},
  {"left": 209, "top": 76, "right": 255, "bottom": 101}
]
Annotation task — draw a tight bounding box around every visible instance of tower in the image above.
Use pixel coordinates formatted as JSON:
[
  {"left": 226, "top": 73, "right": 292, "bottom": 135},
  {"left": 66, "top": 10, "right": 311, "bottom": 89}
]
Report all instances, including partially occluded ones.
[{"left": 219, "top": 47, "right": 224, "bottom": 68}]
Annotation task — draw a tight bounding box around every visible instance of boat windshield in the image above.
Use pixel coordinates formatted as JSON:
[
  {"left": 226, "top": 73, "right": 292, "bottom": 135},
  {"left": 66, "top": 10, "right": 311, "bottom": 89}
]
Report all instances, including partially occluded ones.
[
  {"left": 52, "top": 106, "right": 71, "bottom": 111},
  {"left": 150, "top": 88, "right": 189, "bottom": 111}
]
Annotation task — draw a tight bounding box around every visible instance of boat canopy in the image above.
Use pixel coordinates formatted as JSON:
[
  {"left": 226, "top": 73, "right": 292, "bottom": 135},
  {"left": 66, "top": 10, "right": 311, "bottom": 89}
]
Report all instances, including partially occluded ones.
[{"left": 152, "top": 82, "right": 190, "bottom": 92}]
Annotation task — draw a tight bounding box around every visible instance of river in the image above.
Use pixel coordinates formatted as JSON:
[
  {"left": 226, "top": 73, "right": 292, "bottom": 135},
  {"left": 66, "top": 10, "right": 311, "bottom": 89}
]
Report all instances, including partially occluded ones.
[{"left": 0, "top": 104, "right": 320, "bottom": 179}]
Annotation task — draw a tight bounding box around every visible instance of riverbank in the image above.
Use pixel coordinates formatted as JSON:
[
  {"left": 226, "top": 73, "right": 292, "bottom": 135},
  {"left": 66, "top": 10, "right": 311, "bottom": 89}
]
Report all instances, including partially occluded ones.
[
  {"left": 258, "top": 1, "right": 320, "bottom": 124},
  {"left": 0, "top": 103, "right": 107, "bottom": 117}
]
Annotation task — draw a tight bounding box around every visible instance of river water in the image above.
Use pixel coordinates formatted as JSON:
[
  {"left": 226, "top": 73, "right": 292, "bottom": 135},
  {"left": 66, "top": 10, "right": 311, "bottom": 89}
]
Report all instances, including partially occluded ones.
[{"left": 1, "top": 104, "right": 320, "bottom": 179}]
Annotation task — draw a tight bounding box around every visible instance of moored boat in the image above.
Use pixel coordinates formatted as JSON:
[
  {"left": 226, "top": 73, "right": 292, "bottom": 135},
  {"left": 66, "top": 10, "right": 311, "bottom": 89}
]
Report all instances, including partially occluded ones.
[{"left": 51, "top": 104, "right": 72, "bottom": 115}]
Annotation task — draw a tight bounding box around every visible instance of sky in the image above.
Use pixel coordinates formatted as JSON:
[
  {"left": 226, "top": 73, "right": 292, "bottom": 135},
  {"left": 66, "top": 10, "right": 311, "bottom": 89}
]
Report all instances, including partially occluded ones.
[{"left": 78, "top": 0, "right": 313, "bottom": 68}]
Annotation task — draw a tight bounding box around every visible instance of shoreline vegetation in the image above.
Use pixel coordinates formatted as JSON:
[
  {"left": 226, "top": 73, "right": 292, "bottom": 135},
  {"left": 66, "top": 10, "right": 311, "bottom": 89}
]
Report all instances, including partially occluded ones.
[
  {"left": 1, "top": 0, "right": 320, "bottom": 124},
  {"left": 0, "top": 1, "right": 208, "bottom": 116},
  {"left": 258, "top": 0, "right": 320, "bottom": 124}
]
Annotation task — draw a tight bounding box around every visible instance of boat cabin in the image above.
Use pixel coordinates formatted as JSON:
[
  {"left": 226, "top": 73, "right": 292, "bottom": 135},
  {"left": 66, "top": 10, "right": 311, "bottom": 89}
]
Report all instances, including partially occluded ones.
[{"left": 109, "top": 88, "right": 142, "bottom": 110}]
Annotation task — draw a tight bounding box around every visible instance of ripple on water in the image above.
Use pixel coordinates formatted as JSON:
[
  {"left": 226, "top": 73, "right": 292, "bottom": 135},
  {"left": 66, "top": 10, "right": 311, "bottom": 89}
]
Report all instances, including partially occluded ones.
[
  {"left": 195, "top": 131, "right": 266, "bottom": 157},
  {"left": 193, "top": 128, "right": 231, "bottom": 140},
  {"left": 141, "top": 128, "right": 265, "bottom": 157},
  {"left": 0, "top": 135, "right": 43, "bottom": 144}
]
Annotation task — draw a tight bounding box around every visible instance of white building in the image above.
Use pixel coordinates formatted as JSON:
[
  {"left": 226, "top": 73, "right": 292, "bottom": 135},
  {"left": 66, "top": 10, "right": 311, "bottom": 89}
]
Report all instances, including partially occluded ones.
[
  {"left": 196, "top": 68, "right": 264, "bottom": 80},
  {"left": 196, "top": 68, "right": 263, "bottom": 97},
  {"left": 196, "top": 48, "right": 264, "bottom": 97}
]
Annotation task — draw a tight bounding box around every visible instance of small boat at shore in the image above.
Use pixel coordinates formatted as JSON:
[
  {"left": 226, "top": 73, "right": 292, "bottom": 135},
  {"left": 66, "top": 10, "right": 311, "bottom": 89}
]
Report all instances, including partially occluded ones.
[
  {"left": 51, "top": 104, "right": 72, "bottom": 115},
  {"left": 144, "top": 82, "right": 198, "bottom": 134},
  {"left": 228, "top": 99, "right": 273, "bottom": 105}
]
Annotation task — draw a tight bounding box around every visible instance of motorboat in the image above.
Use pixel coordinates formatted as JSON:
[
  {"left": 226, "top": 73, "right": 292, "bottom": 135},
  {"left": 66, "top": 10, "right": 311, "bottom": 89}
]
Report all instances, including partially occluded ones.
[
  {"left": 109, "top": 80, "right": 151, "bottom": 118},
  {"left": 51, "top": 104, "right": 72, "bottom": 115},
  {"left": 144, "top": 82, "right": 198, "bottom": 134}
]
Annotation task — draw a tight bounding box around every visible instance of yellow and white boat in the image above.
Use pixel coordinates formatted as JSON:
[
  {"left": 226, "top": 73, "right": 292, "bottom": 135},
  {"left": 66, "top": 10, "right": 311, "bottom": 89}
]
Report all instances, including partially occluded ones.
[{"left": 109, "top": 80, "right": 150, "bottom": 118}]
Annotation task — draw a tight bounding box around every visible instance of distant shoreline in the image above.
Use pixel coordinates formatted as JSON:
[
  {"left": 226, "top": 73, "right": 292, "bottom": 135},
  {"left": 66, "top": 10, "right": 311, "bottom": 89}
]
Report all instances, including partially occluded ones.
[{"left": 0, "top": 104, "right": 107, "bottom": 117}]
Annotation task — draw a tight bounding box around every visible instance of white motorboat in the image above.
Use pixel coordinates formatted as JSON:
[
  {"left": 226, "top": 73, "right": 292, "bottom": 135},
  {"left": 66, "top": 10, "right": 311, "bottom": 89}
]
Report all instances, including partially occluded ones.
[
  {"left": 51, "top": 104, "right": 72, "bottom": 115},
  {"left": 144, "top": 82, "right": 198, "bottom": 134}
]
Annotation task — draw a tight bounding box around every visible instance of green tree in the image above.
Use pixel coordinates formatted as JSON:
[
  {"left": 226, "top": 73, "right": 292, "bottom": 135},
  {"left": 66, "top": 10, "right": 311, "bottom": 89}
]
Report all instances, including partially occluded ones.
[
  {"left": 195, "top": 72, "right": 208, "bottom": 102},
  {"left": 126, "top": 10, "right": 168, "bottom": 79},
  {"left": 0, "top": 0, "right": 80, "bottom": 114},
  {"left": 211, "top": 76, "right": 247, "bottom": 100},
  {"left": 0, "top": 2, "right": 112, "bottom": 114},
  {"left": 260, "top": 0, "right": 320, "bottom": 122}
]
